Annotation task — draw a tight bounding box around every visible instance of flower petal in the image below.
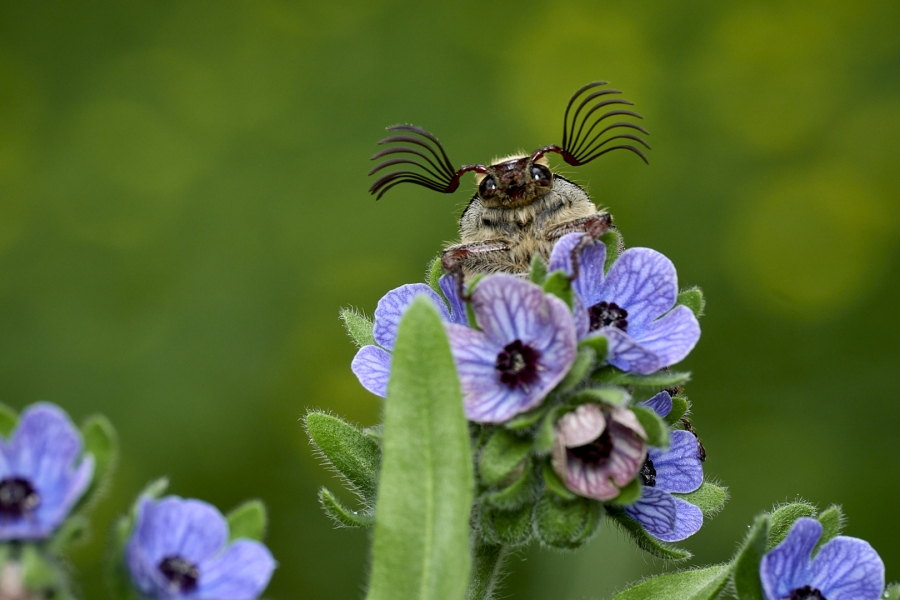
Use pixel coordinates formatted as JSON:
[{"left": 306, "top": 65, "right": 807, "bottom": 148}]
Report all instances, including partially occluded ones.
[
  {"left": 630, "top": 305, "right": 700, "bottom": 369},
  {"left": 373, "top": 284, "right": 450, "bottom": 350},
  {"left": 603, "top": 328, "right": 662, "bottom": 374},
  {"left": 351, "top": 346, "right": 392, "bottom": 398},
  {"left": 605, "top": 417, "right": 648, "bottom": 487},
  {"left": 557, "top": 404, "right": 607, "bottom": 448},
  {"left": 809, "top": 536, "right": 885, "bottom": 600},
  {"left": 469, "top": 275, "right": 555, "bottom": 346},
  {"left": 548, "top": 233, "right": 608, "bottom": 305},
  {"left": 130, "top": 497, "right": 228, "bottom": 565},
  {"left": 760, "top": 517, "right": 821, "bottom": 600},
  {"left": 197, "top": 539, "right": 276, "bottom": 600},
  {"left": 597, "top": 248, "right": 677, "bottom": 328},
  {"left": 638, "top": 391, "right": 673, "bottom": 419},
  {"left": 650, "top": 430, "right": 703, "bottom": 494},
  {"left": 561, "top": 457, "right": 620, "bottom": 501},
  {"left": 624, "top": 486, "right": 677, "bottom": 539},
  {"left": 659, "top": 496, "right": 703, "bottom": 542},
  {"left": 438, "top": 274, "right": 468, "bottom": 325}
]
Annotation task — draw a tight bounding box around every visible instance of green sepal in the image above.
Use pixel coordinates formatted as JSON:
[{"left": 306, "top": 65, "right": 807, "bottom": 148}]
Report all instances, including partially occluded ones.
[
  {"left": 482, "top": 465, "right": 538, "bottom": 510},
  {"left": 607, "top": 506, "right": 691, "bottom": 561},
  {"left": 673, "top": 482, "right": 729, "bottom": 517},
  {"left": 599, "top": 229, "right": 622, "bottom": 271},
  {"left": 319, "top": 487, "right": 375, "bottom": 528},
  {"left": 732, "top": 514, "right": 768, "bottom": 600},
  {"left": 0, "top": 403, "right": 18, "bottom": 437},
  {"left": 47, "top": 514, "right": 90, "bottom": 554},
  {"left": 613, "top": 564, "right": 731, "bottom": 600},
  {"left": 594, "top": 369, "right": 691, "bottom": 388},
  {"left": 363, "top": 424, "right": 384, "bottom": 442},
  {"left": 478, "top": 429, "right": 532, "bottom": 487},
  {"left": 556, "top": 347, "right": 595, "bottom": 393},
  {"left": 813, "top": 505, "right": 844, "bottom": 555},
  {"left": 305, "top": 411, "right": 381, "bottom": 504},
  {"left": 465, "top": 274, "right": 486, "bottom": 330},
  {"left": 21, "top": 544, "right": 72, "bottom": 599},
  {"left": 610, "top": 478, "right": 642, "bottom": 506},
  {"left": 427, "top": 255, "right": 443, "bottom": 295},
  {"left": 542, "top": 270, "right": 573, "bottom": 308},
  {"left": 533, "top": 495, "right": 602, "bottom": 550},
  {"left": 77, "top": 414, "right": 118, "bottom": 512},
  {"left": 541, "top": 460, "right": 576, "bottom": 501},
  {"left": 535, "top": 406, "right": 567, "bottom": 456},
  {"left": 884, "top": 584, "right": 900, "bottom": 600},
  {"left": 504, "top": 404, "right": 550, "bottom": 431},
  {"left": 339, "top": 308, "right": 376, "bottom": 348},
  {"left": 479, "top": 503, "right": 534, "bottom": 547},
  {"left": 676, "top": 287, "right": 705, "bottom": 318},
  {"left": 578, "top": 334, "right": 608, "bottom": 362},
  {"left": 666, "top": 396, "right": 690, "bottom": 426},
  {"left": 767, "top": 501, "right": 817, "bottom": 551},
  {"left": 529, "top": 254, "right": 548, "bottom": 285},
  {"left": 226, "top": 499, "right": 268, "bottom": 541},
  {"left": 631, "top": 405, "right": 669, "bottom": 449},
  {"left": 570, "top": 386, "right": 630, "bottom": 407}
]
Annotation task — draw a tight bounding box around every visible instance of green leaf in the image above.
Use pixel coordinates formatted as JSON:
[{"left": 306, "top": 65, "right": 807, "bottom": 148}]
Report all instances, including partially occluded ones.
[
  {"left": 319, "top": 487, "right": 375, "bottom": 528},
  {"left": 767, "top": 501, "right": 817, "bottom": 551},
  {"left": 676, "top": 287, "right": 705, "bottom": 318},
  {"left": 226, "top": 499, "right": 268, "bottom": 541},
  {"left": 47, "top": 514, "right": 90, "bottom": 554},
  {"left": 610, "top": 478, "right": 642, "bottom": 506},
  {"left": 367, "top": 297, "right": 474, "bottom": 600},
  {"left": 732, "top": 514, "right": 768, "bottom": 600},
  {"left": 666, "top": 396, "right": 690, "bottom": 426},
  {"left": 428, "top": 255, "right": 444, "bottom": 295},
  {"left": 613, "top": 565, "right": 731, "bottom": 600},
  {"left": 541, "top": 460, "right": 576, "bottom": 500},
  {"left": 478, "top": 429, "right": 532, "bottom": 487},
  {"left": 599, "top": 229, "right": 622, "bottom": 272},
  {"left": 607, "top": 506, "right": 691, "bottom": 561},
  {"left": 78, "top": 414, "right": 118, "bottom": 512},
  {"left": 814, "top": 505, "right": 844, "bottom": 555},
  {"left": 884, "top": 584, "right": 900, "bottom": 600},
  {"left": 305, "top": 411, "right": 382, "bottom": 503},
  {"left": 594, "top": 368, "right": 692, "bottom": 387},
  {"left": 467, "top": 543, "right": 508, "bottom": 600},
  {"left": 504, "top": 404, "right": 549, "bottom": 431},
  {"left": 529, "top": 253, "right": 548, "bottom": 285},
  {"left": 0, "top": 403, "right": 18, "bottom": 437},
  {"left": 479, "top": 503, "right": 534, "bottom": 547},
  {"left": 533, "top": 495, "right": 602, "bottom": 550},
  {"left": 578, "top": 334, "right": 608, "bottom": 362},
  {"left": 340, "top": 308, "right": 377, "bottom": 348},
  {"left": 555, "top": 346, "right": 594, "bottom": 393},
  {"left": 631, "top": 405, "right": 669, "bottom": 449},
  {"left": 673, "top": 482, "right": 728, "bottom": 517},
  {"left": 542, "top": 270, "right": 573, "bottom": 308},
  {"left": 482, "top": 464, "right": 538, "bottom": 510},
  {"left": 570, "top": 386, "right": 630, "bottom": 407},
  {"left": 535, "top": 406, "right": 566, "bottom": 455}
]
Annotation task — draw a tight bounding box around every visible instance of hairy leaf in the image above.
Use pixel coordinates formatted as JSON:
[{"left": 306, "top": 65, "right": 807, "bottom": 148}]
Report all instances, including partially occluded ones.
[
  {"left": 631, "top": 405, "right": 669, "bottom": 449},
  {"left": 226, "top": 499, "right": 268, "bottom": 541},
  {"left": 305, "top": 411, "right": 381, "bottom": 503},
  {"left": 732, "top": 515, "right": 768, "bottom": 600},
  {"left": 613, "top": 565, "right": 730, "bottom": 600},
  {"left": 674, "top": 482, "right": 728, "bottom": 517},
  {"left": 479, "top": 429, "right": 531, "bottom": 487},
  {"left": 319, "top": 488, "right": 375, "bottom": 528},
  {"left": 340, "top": 308, "right": 377, "bottom": 348},
  {"left": 767, "top": 501, "right": 817, "bottom": 551}
]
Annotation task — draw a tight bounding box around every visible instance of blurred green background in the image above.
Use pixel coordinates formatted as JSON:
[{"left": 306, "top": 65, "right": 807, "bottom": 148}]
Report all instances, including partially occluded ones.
[{"left": 1, "top": 0, "right": 899, "bottom": 598}]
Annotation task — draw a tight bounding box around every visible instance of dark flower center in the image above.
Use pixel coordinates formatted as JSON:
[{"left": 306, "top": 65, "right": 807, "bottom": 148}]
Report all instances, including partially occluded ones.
[
  {"left": 588, "top": 301, "right": 628, "bottom": 332},
  {"left": 567, "top": 429, "right": 614, "bottom": 466},
  {"left": 787, "top": 586, "right": 826, "bottom": 600},
  {"left": 495, "top": 339, "right": 541, "bottom": 388},
  {"left": 158, "top": 555, "right": 200, "bottom": 593},
  {"left": 0, "top": 477, "right": 40, "bottom": 518},
  {"left": 639, "top": 457, "right": 657, "bottom": 487}
]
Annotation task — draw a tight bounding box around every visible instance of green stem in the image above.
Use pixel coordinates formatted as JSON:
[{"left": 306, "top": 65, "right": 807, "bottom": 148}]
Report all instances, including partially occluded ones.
[{"left": 467, "top": 542, "right": 508, "bottom": 600}]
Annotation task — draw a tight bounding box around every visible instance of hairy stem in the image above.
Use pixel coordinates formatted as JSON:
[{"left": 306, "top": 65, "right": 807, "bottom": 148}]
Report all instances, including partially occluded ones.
[{"left": 467, "top": 542, "right": 508, "bottom": 600}]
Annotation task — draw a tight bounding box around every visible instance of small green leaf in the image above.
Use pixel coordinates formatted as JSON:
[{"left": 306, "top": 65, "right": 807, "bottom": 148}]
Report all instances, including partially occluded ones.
[
  {"left": 479, "top": 429, "right": 532, "bottom": 487},
  {"left": 631, "top": 405, "right": 669, "bottom": 449},
  {"left": 305, "top": 411, "right": 381, "bottom": 503},
  {"left": 814, "top": 505, "right": 844, "bottom": 555},
  {"left": 529, "top": 254, "right": 548, "bottom": 285},
  {"left": 533, "top": 495, "right": 602, "bottom": 550},
  {"left": 479, "top": 503, "right": 534, "bottom": 547},
  {"left": 594, "top": 369, "right": 692, "bottom": 387},
  {"left": 607, "top": 506, "right": 692, "bottom": 561},
  {"left": 599, "top": 229, "right": 622, "bottom": 272},
  {"left": 556, "top": 346, "right": 595, "bottom": 393},
  {"left": 535, "top": 406, "right": 566, "bottom": 455},
  {"left": 676, "top": 287, "right": 705, "bottom": 318},
  {"left": 542, "top": 270, "right": 573, "bottom": 308},
  {"left": 541, "top": 460, "right": 576, "bottom": 500},
  {"left": 610, "top": 478, "right": 642, "bottom": 506},
  {"left": 427, "top": 255, "right": 444, "bottom": 295},
  {"left": 78, "top": 414, "right": 118, "bottom": 511},
  {"left": 0, "top": 403, "right": 18, "bottom": 437},
  {"left": 767, "top": 501, "right": 817, "bottom": 551},
  {"left": 732, "top": 515, "right": 768, "bottom": 600},
  {"left": 482, "top": 464, "right": 538, "bottom": 510},
  {"left": 673, "top": 482, "right": 729, "bottom": 517},
  {"left": 47, "top": 514, "right": 90, "bottom": 554},
  {"left": 504, "top": 404, "right": 550, "bottom": 431},
  {"left": 226, "top": 499, "right": 268, "bottom": 541},
  {"left": 570, "top": 386, "right": 630, "bottom": 407},
  {"left": 340, "top": 308, "right": 376, "bottom": 348},
  {"left": 666, "top": 396, "right": 690, "bottom": 426},
  {"left": 578, "top": 334, "right": 608, "bottom": 362},
  {"left": 613, "top": 565, "right": 731, "bottom": 600},
  {"left": 883, "top": 584, "right": 900, "bottom": 600},
  {"left": 106, "top": 480, "right": 166, "bottom": 600},
  {"left": 319, "top": 488, "right": 375, "bottom": 528}
]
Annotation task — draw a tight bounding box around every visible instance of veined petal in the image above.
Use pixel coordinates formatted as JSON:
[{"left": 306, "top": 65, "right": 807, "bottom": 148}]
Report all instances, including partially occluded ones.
[
  {"left": 605, "top": 419, "right": 647, "bottom": 487},
  {"left": 603, "top": 328, "right": 661, "bottom": 374},
  {"left": 638, "top": 391, "right": 673, "bottom": 419},
  {"left": 446, "top": 324, "right": 520, "bottom": 423},
  {"left": 469, "top": 275, "right": 554, "bottom": 346},
  {"left": 131, "top": 497, "right": 228, "bottom": 565},
  {"left": 661, "top": 496, "right": 703, "bottom": 542},
  {"left": 650, "top": 430, "right": 703, "bottom": 494},
  {"left": 809, "top": 536, "right": 884, "bottom": 600},
  {"left": 351, "top": 346, "right": 392, "bottom": 398},
  {"left": 557, "top": 404, "right": 607, "bottom": 448},
  {"left": 562, "top": 457, "right": 620, "bottom": 501},
  {"left": 760, "top": 518, "right": 821, "bottom": 600},
  {"left": 597, "top": 248, "right": 677, "bottom": 329},
  {"left": 373, "top": 284, "right": 450, "bottom": 350},
  {"left": 197, "top": 539, "right": 276, "bottom": 600},
  {"left": 8, "top": 404, "right": 83, "bottom": 494},
  {"left": 34, "top": 454, "right": 94, "bottom": 538},
  {"left": 630, "top": 305, "right": 700, "bottom": 369},
  {"left": 438, "top": 274, "right": 468, "bottom": 325},
  {"left": 624, "top": 486, "right": 677, "bottom": 539},
  {"left": 548, "top": 233, "right": 608, "bottom": 305}
]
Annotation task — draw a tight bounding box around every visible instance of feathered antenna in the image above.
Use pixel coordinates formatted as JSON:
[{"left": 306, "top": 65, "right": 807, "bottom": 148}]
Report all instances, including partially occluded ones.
[
  {"left": 368, "top": 125, "right": 485, "bottom": 200},
  {"left": 532, "top": 81, "right": 650, "bottom": 166}
]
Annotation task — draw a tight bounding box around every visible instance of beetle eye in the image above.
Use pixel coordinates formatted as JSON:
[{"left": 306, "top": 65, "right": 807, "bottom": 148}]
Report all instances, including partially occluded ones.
[
  {"left": 479, "top": 176, "right": 497, "bottom": 197},
  {"left": 530, "top": 165, "right": 550, "bottom": 183},
  {"left": 531, "top": 167, "right": 542, "bottom": 181}
]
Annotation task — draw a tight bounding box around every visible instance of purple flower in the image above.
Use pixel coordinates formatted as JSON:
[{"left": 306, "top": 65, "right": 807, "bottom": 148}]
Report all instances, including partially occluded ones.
[
  {"left": 127, "top": 496, "right": 275, "bottom": 600},
  {"left": 0, "top": 403, "right": 94, "bottom": 540},
  {"left": 760, "top": 517, "right": 884, "bottom": 600},
  {"left": 623, "top": 391, "right": 704, "bottom": 542},
  {"left": 444, "top": 274, "right": 577, "bottom": 423},
  {"left": 548, "top": 233, "right": 700, "bottom": 374},
  {"left": 351, "top": 274, "right": 467, "bottom": 397},
  {"left": 551, "top": 403, "right": 647, "bottom": 500}
]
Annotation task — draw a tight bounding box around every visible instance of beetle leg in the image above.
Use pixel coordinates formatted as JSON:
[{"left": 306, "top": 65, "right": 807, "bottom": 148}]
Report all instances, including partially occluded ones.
[
  {"left": 441, "top": 240, "right": 510, "bottom": 300},
  {"left": 544, "top": 213, "right": 615, "bottom": 283}
]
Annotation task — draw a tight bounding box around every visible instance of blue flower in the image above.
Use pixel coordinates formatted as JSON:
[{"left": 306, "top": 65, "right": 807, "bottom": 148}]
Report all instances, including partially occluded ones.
[
  {"left": 548, "top": 233, "right": 700, "bottom": 374},
  {"left": 351, "top": 274, "right": 467, "bottom": 397},
  {"left": 760, "top": 517, "right": 884, "bottom": 600},
  {"left": 445, "top": 274, "right": 577, "bottom": 423},
  {"left": 0, "top": 403, "right": 94, "bottom": 540},
  {"left": 623, "top": 391, "right": 704, "bottom": 542},
  {"left": 126, "top": 496, "right": 275, "bottom": 600}
]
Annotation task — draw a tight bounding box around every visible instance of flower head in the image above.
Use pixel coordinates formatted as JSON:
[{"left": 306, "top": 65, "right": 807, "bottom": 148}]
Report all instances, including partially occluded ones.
[
  {"left": 623, "top": 391, "right": 704, "bottom": 542},
  {"left": 760, "top": 517, "right": 884, "bottom": 600},
  {"left": 549, "top": 233, "right": 700, "bottom": 374},
  {"left": 126, "top": 496, "right": 275, "bottom": 600},
  {"left": 0, "top": 403, "right": 94, "bottom": 540},
  {"left": 445, "top": 274, "right": 576, "bottom": 423},
  {"left": 551, "top": 403, "right": 647, "bottom": 500},
  {"left": 351, "top": 274, "right": 467, "bottom": 397}
]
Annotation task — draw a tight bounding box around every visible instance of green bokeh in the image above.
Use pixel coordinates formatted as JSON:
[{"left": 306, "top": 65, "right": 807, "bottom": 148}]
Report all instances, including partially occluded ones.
[{"left": 0, "top": 1, "right": 898, "bottom": 598}]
